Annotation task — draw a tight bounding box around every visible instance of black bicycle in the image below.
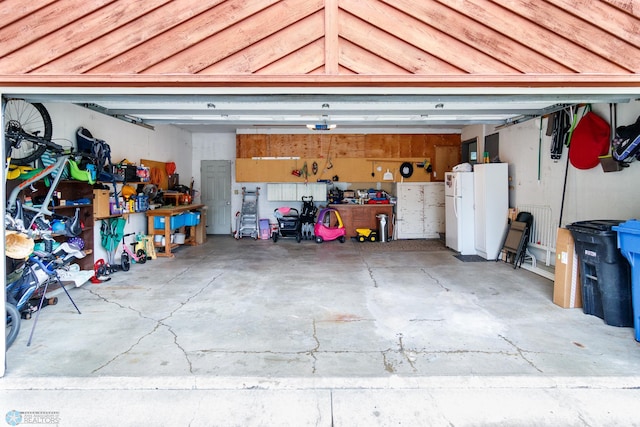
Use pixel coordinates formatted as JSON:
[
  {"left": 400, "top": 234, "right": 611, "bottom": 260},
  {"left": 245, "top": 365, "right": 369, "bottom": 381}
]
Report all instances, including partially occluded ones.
[{"left": 4, "top": 98, "right": 61, "bottom": 165}]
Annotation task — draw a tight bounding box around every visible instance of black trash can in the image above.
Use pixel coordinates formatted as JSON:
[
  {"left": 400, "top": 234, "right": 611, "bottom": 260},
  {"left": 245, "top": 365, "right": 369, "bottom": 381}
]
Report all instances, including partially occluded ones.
[{"left": 567, "top": 220, "right": 633, "bottom": 327}]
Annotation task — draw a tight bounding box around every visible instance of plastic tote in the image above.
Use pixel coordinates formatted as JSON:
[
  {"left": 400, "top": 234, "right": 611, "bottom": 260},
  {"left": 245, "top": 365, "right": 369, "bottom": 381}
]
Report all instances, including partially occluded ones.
[
  {"left": 567, "top": 220, "right": 632, "bottom": 327},
  {"left": 613, "top": 219, "right": 640, "bottom": 341}
]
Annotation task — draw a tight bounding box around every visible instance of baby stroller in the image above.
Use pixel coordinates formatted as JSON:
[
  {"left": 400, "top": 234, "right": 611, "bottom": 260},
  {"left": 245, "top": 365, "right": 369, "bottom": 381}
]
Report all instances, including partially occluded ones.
[
  {"left": 272, "top": 207, "right": 302, "bottom": 243},
  {"left": 314, "top": 207, "right": 346, "bottom": 243},
  {"left": 299, "top": 196, "right": 318, "bottom": 240}
]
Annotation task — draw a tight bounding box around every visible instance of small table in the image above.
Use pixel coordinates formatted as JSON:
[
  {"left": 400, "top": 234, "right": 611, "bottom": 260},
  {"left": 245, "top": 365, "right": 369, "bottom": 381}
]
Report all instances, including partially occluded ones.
[
  {"left": 146, "top": 204, "right": 204, "bottom": 257},
  {"left": 162, "top": 192, "right": 183, "bottom": 206}
]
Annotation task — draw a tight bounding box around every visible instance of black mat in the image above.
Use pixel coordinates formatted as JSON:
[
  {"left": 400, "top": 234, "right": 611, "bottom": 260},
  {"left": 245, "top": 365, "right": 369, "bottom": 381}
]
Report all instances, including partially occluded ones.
[{"left": 453, "top": 254, "right": 489, "bottom": 262}]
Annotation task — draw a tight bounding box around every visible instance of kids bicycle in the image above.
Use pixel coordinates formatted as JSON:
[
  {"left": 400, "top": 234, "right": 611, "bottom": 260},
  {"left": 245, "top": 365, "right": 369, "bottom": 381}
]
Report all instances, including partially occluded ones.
[{"left": 120, "top": 232, "right": 147, "bottom": 272}]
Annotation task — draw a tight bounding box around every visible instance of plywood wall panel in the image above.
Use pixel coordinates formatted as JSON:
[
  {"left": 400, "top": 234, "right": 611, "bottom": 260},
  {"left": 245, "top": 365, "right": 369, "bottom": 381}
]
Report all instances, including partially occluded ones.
[
  {"left": 365, "top": 134, "right": 401, "bottom": 158},
  {"left": 237, "top": 134, "right": 268, "bottom": 158},
  {"left": 236, "top": 157, "right": 431, "bottom": 183},
  {"left": 332, "top": 134, "right": 365, "bottom": 157}
]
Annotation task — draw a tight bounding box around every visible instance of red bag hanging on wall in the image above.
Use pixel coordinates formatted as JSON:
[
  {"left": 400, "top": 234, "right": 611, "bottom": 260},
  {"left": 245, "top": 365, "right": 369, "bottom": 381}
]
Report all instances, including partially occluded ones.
[{"left": 568, "top": 111, "right": 611, "bottom": 169}]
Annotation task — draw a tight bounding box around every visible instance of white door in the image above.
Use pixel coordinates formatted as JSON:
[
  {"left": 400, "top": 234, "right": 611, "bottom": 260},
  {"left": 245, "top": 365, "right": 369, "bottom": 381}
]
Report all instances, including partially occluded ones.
[{"left": 201, "top": 160, "right": 231, "bottom": 234}]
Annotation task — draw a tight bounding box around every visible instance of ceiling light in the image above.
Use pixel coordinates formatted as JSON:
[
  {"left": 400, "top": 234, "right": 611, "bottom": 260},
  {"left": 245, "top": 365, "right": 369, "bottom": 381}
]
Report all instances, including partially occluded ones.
[{"left": 306, "top": 123, "right": 337, "bottom": 131}]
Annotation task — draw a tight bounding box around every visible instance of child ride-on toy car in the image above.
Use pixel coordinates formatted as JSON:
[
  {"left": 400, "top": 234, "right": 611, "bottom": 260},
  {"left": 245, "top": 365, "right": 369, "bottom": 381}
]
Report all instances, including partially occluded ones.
[
  {"left": 356, "top": 228, "right": 378, "bottom": 242},
  {"left": 314, "top": 207, "right": 346, "bottom": 243}
]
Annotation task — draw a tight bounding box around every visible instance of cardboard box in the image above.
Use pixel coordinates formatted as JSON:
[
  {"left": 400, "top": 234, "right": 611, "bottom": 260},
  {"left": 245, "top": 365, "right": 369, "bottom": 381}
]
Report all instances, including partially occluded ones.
[
  {"left": 93, "top": 189, "right": 110, "bottom": 218},
  {"left": 553, "top": 228, "right": 582, "bottom": 308}
]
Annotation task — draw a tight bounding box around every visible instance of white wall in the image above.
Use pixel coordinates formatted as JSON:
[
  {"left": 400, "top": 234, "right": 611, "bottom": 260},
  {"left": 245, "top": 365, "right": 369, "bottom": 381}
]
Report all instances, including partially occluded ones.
[
  {"left": 190, "top": 132, "right": 236, "bottom": 206},
  {"left": 45, "top": 103, "right": 193, "bottom": 262},
  {"left": 496, "top": 101, "right": 640, "bottom": 227},
  {"left": 462, "top": 102, "right": 640, "bottom": 267}
]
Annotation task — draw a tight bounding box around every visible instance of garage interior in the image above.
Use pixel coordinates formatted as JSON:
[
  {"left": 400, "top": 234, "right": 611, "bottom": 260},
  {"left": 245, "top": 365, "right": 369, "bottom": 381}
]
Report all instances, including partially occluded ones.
[{"left": 3, "top": 1, "right": 640, "bottom": 425}]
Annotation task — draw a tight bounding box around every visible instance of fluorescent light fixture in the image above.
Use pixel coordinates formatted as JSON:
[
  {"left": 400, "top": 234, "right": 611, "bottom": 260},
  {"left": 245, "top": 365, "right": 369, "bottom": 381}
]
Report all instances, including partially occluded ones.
[{"left": 306, "top": 123, "right": 337, "bottom": 131}]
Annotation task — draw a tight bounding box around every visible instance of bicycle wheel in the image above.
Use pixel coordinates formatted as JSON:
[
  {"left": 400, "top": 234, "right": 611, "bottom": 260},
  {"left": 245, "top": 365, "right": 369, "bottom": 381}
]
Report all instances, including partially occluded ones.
[
  {"left": 6, "top": 302, "right": 21, "bottom": 349},
  {"left": 4, "top": 99, "right": 53, "bottom": 166},
  {"left": 136, "top": 249, "right": 147, "bottom": 264},
  {"left": 121, "top": 253, "right": 131, "bottom": 272}
]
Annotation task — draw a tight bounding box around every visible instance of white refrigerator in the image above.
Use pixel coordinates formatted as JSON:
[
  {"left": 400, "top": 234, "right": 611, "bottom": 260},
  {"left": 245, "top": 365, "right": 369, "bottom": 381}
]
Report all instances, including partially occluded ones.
[
  {"left": 444, "top": 171, "right": 476, "bottom": 255},
  {"left": 473, "top": 163, "right": 509, "bottom": 260}
]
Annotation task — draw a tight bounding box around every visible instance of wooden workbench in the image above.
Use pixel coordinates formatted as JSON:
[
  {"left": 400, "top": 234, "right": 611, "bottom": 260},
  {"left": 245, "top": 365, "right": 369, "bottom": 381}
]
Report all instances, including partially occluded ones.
[
  {"left": 146, "top": 204, "right": 204, "bottom": 257},
  {"left": 329, "top": 203, "right": 394, "bottom": 239}
]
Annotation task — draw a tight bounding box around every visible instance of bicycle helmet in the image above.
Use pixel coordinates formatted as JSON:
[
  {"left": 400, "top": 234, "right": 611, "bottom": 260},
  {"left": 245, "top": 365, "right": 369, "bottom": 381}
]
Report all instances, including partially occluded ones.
[
  {"left": 121, "top": 185, "right": 136, "bottom": 199},
  {"left": 51, "top": 219, "right": 66, "bottom": 234}
]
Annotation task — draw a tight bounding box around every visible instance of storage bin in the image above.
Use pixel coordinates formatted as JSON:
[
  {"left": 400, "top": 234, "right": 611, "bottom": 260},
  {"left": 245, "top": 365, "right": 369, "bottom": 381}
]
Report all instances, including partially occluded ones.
[
  {"left": 109, "top": 198, "right": 124, "bottom": 215},
  {"left": 613, "top": 220, "right": 640, "bottom": 341},
  {"left": 183, "top": 212, "right": 201, "bottom": 226},
  {"left": 567, "top": 220, "right": 632, "bottom": 327},
  {"left": 259, "top": 219, "right": 270, "bottom": 240},
  {"left": 154, "top": 215, "right": 184, "bottom": 230}
]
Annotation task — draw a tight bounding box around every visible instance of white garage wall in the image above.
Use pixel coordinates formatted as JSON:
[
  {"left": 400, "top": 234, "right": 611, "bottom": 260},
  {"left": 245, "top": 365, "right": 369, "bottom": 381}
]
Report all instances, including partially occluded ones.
[
  {"left": 46, "top": 103, "right": 192, "bottom": 170},
  {"left": 465, "top": 102, "right": 640, "bottom": 270},
  {"left": 465, "top": 101, "right": 640, "bottom": 230},
  {"left": 44, "top": 103, "right": 193, "bottom": 262}
]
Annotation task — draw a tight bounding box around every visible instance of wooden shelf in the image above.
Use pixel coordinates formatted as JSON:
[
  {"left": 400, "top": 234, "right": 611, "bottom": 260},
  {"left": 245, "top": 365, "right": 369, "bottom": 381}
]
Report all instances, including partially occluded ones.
[
  {"left": 52, "top": 203, "right": 92, "bottom": 210},
  {"left": 95, "top": 211, "right": 146, "bottom": 220},
  {"left": 97, "top": 181, "right": 148, "bottom": 185},
  {"left": 29, "top": 180, "right": 96, "bottom": 271}
]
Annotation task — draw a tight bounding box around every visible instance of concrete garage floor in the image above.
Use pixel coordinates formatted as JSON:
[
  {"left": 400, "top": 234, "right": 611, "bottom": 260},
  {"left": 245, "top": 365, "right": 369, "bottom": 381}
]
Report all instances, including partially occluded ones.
[{"left": 3, "top": 236, "right": 640, "bottom": 426}]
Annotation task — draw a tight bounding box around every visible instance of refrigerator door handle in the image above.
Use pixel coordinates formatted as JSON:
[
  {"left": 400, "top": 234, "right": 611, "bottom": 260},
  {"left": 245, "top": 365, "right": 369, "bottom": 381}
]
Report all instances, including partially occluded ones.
[
  {"left": 452, "top": 176, "right": 459, "bottom": 218},
  {"left": 452, "top": 176, "right": 459, "bottom": 198},
  {"left": 453, "top": 194, "right": 459, "bottom": 219}
]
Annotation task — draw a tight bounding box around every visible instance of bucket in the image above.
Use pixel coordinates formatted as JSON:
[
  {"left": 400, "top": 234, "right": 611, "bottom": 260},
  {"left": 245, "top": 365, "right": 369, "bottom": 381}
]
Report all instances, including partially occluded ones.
[
  {"left": 174, "top": 233, "right": 186, "bottom": 244},
  {"left": 377, "top": 214, "right": 389, "bottom": 242}
]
